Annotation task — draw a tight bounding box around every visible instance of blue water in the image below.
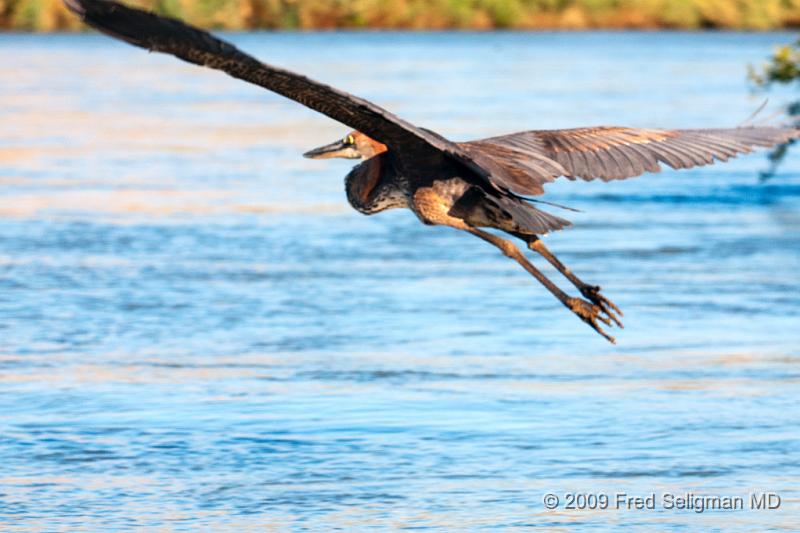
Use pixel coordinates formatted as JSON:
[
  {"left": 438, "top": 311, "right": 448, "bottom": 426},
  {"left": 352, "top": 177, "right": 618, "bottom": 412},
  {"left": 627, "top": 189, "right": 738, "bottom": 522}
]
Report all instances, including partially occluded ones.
[{"left": 1, "top": 31, "right": 799, "bottom": 530}]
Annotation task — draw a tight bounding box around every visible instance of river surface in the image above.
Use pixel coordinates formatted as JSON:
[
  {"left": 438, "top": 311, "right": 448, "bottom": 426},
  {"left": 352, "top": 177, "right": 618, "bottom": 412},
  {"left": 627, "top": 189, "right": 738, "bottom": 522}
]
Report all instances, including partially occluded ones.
[{"left": 1, "top": 31, "right": 799, "bottom": 531}]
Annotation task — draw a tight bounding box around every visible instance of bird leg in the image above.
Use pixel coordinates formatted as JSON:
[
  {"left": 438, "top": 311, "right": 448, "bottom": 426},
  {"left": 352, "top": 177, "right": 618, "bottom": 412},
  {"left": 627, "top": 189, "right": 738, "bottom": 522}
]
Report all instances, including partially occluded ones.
[
  {"left": 411, "top": 187, "right": 617, "bottom": 342},
  {"left": 515, "top": 234, "right": 623, "bottom": 328},
  {"left": 466, "top": 227, "right": 618, "bottom": 343}
]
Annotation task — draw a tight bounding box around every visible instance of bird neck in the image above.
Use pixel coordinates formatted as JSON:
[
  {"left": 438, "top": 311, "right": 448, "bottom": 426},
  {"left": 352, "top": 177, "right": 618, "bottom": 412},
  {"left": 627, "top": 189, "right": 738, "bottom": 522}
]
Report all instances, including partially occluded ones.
[{"left": 345, "top": 154, "right": 406, "bottom": 215}]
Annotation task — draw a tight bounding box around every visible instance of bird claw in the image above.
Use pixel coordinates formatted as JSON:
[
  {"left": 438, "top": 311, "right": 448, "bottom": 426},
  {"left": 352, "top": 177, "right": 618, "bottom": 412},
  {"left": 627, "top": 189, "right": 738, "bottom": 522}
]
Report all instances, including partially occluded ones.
[
  {"left": 579, "top": 284, "right": 624, "bottom": 329},
  {"left": 568, "top": 297, "right": 617, "bottom": 344}
]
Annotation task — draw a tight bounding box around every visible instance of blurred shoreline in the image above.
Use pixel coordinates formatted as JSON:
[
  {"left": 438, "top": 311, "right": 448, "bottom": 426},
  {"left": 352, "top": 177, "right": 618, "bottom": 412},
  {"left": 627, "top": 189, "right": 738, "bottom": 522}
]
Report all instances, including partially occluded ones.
[{"left": 3, "top": 0, "right": 800, "bottom": 32}]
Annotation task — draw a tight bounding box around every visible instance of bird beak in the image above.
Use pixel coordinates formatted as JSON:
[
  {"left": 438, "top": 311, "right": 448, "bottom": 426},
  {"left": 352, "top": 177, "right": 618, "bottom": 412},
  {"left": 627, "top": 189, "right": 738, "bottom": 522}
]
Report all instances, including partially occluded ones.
[{"left": 303, "top": 139, "right": 360, "bottom": 160}]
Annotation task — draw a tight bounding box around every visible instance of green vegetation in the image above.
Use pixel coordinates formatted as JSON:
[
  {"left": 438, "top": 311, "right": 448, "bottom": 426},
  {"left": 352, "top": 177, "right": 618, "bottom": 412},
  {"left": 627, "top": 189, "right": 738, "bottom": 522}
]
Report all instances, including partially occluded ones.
[
  {"left": 750, "top": 39, "right": 800, "bottom": 179},
  {"left": 4, "top": 0, "right": 800, "bottom": 31},
  {"left": 751, "top": 39, "right": 800, "bottom": 86}
]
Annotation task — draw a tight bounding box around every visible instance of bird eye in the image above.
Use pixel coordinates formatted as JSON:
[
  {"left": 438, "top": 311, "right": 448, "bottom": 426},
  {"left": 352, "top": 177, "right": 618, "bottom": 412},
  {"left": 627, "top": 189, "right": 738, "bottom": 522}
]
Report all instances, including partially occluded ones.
[{"left": 345, "top": 135, "right": 355, "bottom": 145}]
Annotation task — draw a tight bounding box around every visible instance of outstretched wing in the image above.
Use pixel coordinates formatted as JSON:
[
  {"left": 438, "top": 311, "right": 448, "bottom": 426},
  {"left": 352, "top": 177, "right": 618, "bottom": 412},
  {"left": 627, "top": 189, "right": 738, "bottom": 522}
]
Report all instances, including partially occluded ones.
[
  {"left": 464, "top": 126, "right": 799, "bottom": 196},
  {"left": 63, "top": 0, "right": 492, "bottom": 179}
]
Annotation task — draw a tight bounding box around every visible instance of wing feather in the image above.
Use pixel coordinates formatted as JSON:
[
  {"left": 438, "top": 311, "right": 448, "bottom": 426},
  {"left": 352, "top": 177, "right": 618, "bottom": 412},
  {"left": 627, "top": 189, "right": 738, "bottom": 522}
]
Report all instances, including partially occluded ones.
[
  {"left": 621, "top": 143, "right": 657, "bottom": 173},
  {"left": 667, "top": 137, "right": 714, "bottom": 165},
  {"left": 61, "top": 0, "right": 800, "bottom": 205},
  {"left": 63, "top": 0, "right": 506, "bottom": 190},
  {"left": 645, "top": 141, "right": 692, "bottom": 169},
  {"left": 613, "top": 144, "right": 643, "bottom": 176},
  {"left": 464, "top": 125, "right": 798, "bottom": 195}
]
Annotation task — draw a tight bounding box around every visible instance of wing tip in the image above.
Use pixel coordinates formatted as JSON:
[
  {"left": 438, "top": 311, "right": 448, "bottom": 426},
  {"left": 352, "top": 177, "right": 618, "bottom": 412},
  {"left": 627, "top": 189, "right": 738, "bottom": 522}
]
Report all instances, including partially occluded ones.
[
  {"left": 63, "top": 0, "right": 87, "bottom": 17},
  {"left": 64, "top": 0, "right": 115, "bottom": 18}
]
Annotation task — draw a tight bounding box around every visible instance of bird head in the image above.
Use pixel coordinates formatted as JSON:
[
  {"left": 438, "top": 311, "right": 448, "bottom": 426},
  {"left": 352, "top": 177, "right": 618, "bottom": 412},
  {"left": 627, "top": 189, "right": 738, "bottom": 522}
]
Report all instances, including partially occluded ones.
[{"left": 303, "top": 131, "right": 387, "bottom": 160}]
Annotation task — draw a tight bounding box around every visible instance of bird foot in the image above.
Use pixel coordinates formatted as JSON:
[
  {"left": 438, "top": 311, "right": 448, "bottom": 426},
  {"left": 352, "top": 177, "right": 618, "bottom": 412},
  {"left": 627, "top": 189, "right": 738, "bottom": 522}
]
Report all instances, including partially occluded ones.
[
  {"left": 567, "top": 297, "right": 617, "bottom": 344},
  {"left": 579, "top": 284, "right": 624, "bottom": 329}
]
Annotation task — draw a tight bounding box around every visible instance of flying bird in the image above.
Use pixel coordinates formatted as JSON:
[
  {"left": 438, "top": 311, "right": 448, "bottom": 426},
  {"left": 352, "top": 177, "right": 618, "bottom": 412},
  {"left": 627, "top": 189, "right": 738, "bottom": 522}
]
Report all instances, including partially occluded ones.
[{"left": 64, "top": 0, "right": 798, "bottom": 343}]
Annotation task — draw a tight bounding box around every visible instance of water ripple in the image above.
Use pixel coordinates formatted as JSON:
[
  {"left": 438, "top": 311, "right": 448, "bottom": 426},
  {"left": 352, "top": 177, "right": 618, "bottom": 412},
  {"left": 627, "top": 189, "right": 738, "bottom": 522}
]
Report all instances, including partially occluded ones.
[{"left": 1, "top": 31, "right": 799, "bottom": 531}]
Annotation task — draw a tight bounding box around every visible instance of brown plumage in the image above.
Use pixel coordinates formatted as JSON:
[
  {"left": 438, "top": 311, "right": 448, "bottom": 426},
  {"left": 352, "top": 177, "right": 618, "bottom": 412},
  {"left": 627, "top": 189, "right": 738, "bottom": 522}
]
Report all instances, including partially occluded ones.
[
  {"left": 64, "top": 0, "right": 800, "bottom": 343},
  {"left": 464, "top": 126, "right": 796, "bottom": 194}
]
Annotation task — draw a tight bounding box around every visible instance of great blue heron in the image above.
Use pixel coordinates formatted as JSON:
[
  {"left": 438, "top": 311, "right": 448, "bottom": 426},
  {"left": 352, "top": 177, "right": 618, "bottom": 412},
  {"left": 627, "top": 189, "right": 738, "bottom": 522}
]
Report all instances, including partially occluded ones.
[{"left": 65, "top": 0, "right": 798, "bottom": 342}]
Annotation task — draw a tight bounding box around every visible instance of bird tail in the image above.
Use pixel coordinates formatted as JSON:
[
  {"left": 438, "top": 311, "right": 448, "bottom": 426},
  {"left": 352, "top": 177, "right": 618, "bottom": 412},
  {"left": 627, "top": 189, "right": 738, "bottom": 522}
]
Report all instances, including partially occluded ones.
[
  {"left": 449, "top": 186, "right": 572, "bottom": 235},
  {"left": 498, "top": 197, "right": 572, "bottom": 236}
]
